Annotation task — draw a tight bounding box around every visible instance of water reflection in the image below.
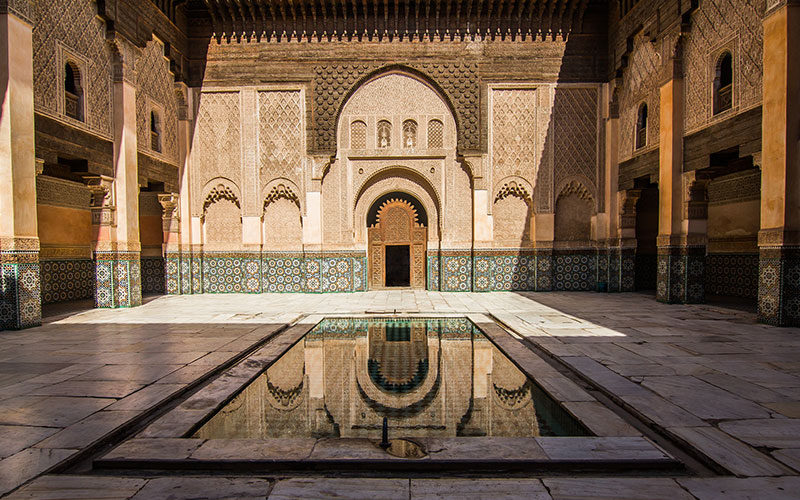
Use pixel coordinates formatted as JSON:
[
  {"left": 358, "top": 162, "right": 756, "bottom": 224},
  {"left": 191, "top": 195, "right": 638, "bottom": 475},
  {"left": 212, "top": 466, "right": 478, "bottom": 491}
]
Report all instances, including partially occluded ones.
[{"left": 194, "top": 318, "right": 587, "bottom": 439}]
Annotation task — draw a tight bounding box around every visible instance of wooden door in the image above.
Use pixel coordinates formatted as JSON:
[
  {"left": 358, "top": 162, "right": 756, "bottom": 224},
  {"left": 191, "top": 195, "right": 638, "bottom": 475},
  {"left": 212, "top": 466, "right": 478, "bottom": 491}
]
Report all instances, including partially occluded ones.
[{"left": 368, "top": 198, "right": 427, "bottom": 289}]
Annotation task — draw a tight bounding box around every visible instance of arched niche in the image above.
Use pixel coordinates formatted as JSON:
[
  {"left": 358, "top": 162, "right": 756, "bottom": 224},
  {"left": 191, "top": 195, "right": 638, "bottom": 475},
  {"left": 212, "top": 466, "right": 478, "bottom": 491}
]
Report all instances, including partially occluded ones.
[
  {"left": 201, "top": 178, "right": 242, "bottom": 250},
  {"left": 493, "top": 177, "right": 534, "bottom": 247},
  {"left": 337, "top": 71, "right": 457, "bottom": 153},
  {"left": 554, "top": 180, "right": 595, "bottom": 244},
  {"left": 261, "top": 178, "right": 303, "bottom": 251},
  {"left": 353, "top": 167, "right": 441, "bottom": 245}
]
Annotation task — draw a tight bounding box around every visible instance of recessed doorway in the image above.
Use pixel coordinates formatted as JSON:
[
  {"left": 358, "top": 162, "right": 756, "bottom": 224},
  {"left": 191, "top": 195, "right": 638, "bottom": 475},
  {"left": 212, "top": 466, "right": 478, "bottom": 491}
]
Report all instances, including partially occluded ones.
[{"left": 385, "top": 245, "right": 411, "bottom": 287}]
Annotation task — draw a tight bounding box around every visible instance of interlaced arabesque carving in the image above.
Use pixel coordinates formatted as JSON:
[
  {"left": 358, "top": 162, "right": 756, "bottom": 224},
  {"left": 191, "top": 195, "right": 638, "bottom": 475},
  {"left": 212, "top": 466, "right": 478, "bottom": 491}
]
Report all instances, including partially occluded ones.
[
  {"left": 312, "top": 62, "right": 479, "bottom": 152},
  {"left": 495, "top": 180, "right": 532, "bottom": 205},
  {"left": 553, "top": 88, "right": 597, "bottom": 191},
  {"left": 491, "top": 89, "right": 536, "bottom": 179},
  {"left": 619, "top": 33, "right": 661, "bottom": 161},
  {"left": 683, "top": 0, "right": 763, "bottom": 133},
  {"left": 203, "top": 184, "right": 241, "bottom": 216},
  {"left": 258, "top": 91, "right": 303, "bottom": 184},
  {"left": 194, "top": 92, "right": 242, "bottom": 190},
  {"left": 33, "top": 0, "right": 113, "bottom": 138},
  {"left": 135, "top": 39, "right": 179, "bottom": 165},
  {"left": 557, "top": 180, "right": 593, "bottom": 202},
  {"left": 263, "top": 183, "right": 300, "bottom": 212}
]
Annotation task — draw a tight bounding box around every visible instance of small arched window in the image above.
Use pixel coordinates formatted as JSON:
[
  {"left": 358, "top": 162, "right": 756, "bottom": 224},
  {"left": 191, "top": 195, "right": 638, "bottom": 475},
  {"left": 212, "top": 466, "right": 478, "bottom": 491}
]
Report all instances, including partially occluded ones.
[
  {"left": 714, "top": 52, "right": 733, "bottom": 115},
  {"left": 377, "top": 120, "right": 391, "bottom": 148},
  {"left": 150, "top": 110, "right": 162, "bottom": 153},
  {"left": 350, "top": 120, "right": 366, "bottom": 149},
  {"left": 427, "top": 119, "right": 443, "bottom": 148},
  {"left": 635, "top": 103, "right": 648, "bottom": 150},
  {"left": 64, "top": 62, "right": 83, "bottom": 122},
  {"left": 402, "top": 120, "right": 417, "bottom": 148}
]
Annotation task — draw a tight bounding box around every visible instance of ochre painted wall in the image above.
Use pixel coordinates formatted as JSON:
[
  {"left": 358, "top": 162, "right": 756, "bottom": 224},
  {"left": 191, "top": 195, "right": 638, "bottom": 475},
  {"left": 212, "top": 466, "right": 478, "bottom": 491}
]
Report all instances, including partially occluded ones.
[{"left": 36, "top": 205, "right": 91, "bottom": 246}]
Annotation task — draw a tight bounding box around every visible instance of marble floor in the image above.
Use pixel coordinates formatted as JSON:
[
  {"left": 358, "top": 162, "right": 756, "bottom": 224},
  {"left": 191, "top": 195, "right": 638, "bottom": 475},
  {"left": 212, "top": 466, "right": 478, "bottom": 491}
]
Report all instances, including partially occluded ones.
[{"left": 1, "top": 291, "right": 799, "bottom": 499}]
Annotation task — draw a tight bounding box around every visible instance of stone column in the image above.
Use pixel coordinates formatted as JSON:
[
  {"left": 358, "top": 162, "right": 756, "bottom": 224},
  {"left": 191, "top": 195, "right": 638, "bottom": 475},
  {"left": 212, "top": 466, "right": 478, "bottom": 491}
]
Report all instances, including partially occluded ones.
[
  {"left": 93, "top": 38, "right": 141, "bottom": 308},
  {"left": 171, "top": 83, "right": 195, "bottom": 295},
  {"left": 158, "top": 193, "right": 180, "bottom": 294},
  {"left": 656, "top": 37, "right": 704, "bottom": 303},
  {"left": 759, "top": 0, "right": 800, "bottom": 326},
  {"left": 615, "top": 189, "right": 641, "bottom": 292},
  {"left": 0, "top": 4, "right": 40, "bottom": 329}
]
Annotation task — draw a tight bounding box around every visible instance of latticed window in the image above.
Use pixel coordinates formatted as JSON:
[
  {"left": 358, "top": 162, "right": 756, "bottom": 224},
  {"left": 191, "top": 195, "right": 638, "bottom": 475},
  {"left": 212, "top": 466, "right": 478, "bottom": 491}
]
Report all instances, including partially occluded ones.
[
  {"left": 350, "top": 120, "right": 366, "bottom": 149},
  {"left": 377, "top": 120, "right": 391, "bottom": 148},
  {"left": 714, "top": 52, "right": 733, "bottom": 115},
  {"left": 64, "top": 62, "right": 83, "bottom": 122},
  {"left": 402, "top": 120, "right": 417, "bottom": 148},
  {"left": 150, "top": 110, "right": 162, "bottom": 153},
  {"left": 427, "top": 119, "right": 443, "bottom": 148},
  {"left": 635, "top": 103, "right": 647, "bottom": 150}
]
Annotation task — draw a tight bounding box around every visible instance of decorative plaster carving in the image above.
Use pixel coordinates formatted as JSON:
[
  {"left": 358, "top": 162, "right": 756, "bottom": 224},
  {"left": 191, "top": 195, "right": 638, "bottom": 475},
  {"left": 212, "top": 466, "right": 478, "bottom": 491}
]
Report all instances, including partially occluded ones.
[
  {"left": 32, "top": 0, "right": 113, "bottom": 138},
  {"left": 258, "top": 90, "right": 303, "bottom": 186},
  {"left": 136, "top": 38, "right": 179, "bottom": 165},
  {"left": 491, "top": 89, "right": 537, "bottom": 181},
  {"left": 553, "top": 87, "right": 598, "bottom": 194}
]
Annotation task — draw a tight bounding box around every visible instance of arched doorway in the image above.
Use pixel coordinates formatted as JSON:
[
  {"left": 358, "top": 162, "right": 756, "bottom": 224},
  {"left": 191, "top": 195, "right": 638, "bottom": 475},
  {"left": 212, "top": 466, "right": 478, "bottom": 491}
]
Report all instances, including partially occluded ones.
[{"left": 368, "top": 193, "right": 427, "bottom": 289}]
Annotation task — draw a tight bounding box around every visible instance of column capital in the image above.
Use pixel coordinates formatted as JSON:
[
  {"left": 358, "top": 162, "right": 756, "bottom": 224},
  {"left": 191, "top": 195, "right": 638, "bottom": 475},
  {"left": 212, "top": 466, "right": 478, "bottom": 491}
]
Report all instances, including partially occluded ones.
[
  {"left": 108, "top": 36, "right": 140, "bottom": 85},
  {"left": 82, "top": 175, "right": 116, "bottom": 227},
  {"left": 159, "top": 193, "right": 180, "bottom": 234}
]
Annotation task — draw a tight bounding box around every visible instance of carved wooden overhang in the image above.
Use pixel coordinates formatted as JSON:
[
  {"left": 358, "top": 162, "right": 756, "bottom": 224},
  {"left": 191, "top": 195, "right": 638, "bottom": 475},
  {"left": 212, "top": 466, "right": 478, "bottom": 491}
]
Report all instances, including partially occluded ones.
[{"left": 200, "top": 0, "right": 597, "bottom": 41}]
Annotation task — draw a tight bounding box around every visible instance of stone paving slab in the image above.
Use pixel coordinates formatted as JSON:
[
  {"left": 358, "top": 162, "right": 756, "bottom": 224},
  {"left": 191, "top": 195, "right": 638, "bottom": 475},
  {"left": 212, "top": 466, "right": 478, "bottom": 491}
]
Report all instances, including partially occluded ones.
[
  {"left": 410, "top": 478, "right": 551, "bottom": 499},
  {"left": 543, "top": 477, "right": 695, "bottom": 500},
  {"left": 1, "top": 292, "right": 800, "bottom": 496},
  {"left": 4, "top": 475, "right": 148, "bottom": 499},
  {"left": 677, "top": 476, "right": 800, "bottom": 500},
  {"left": 269, "top": 478, "right": 408, "bottom": 500}
]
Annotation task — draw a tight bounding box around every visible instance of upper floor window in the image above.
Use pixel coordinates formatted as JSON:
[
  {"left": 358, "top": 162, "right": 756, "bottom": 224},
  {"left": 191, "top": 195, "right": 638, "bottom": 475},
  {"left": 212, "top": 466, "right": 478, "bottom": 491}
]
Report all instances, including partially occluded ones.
[
  {"left": 64, "top": 62, "right": 83, "bottom": 122},
  {"left": 377, "top": 120, "right": 391, "bottom": 148},
  {"left": 350, "top": 120, "right": 367, "bottom": 149},
  {"left": 427, "top": 119, "right": 443, "bottom": 148},
  {"left": 714, "top": 52, "right": 733, "bottom": 115},
  {"left": 635, "top": 103, "right": 647, "bottom": 150},
  {"left": 150, "top": 110, "right": 162, "bottom": 153},
  {"left": 402, "top": 120, "right": 417, "bottom": 148}
]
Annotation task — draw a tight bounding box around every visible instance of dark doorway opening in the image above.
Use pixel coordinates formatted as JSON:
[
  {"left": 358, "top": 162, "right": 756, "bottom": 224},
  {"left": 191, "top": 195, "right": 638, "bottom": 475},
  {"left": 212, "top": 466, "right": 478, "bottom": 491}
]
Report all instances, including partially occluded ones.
[
  {"left": 635, "top": 181, "right": 659, "bottom": 292},
  {"left": 385, "top": 245, "right": 410, "bottom": 287}
]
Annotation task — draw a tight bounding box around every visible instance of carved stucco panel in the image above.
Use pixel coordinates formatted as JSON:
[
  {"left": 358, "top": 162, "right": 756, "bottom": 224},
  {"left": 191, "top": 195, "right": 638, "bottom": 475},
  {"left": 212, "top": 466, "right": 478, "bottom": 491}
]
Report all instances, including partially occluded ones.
[
  {"left": 33, "top": 0, "right": 113, "bottom": 139},
  {"left": 136, "top": 38, "right": 179, "bottom": 165},
  {"left": 258, "top": 90, "right": 304, "bottom": 187},
  {"left": 553, "top": 87, "right": 598, "bottom": 199},
  {"left": 683, "top": 0, "right": 763, "bottom": 133},
  {"left": 619, "top": 33, "right": 662, "bottom": 163},
  {"left": 490, "top": 89, "right": 537, "bottom": 184},
  {"left": 192, "top": 91, "right": 242, "bottom": 215}
]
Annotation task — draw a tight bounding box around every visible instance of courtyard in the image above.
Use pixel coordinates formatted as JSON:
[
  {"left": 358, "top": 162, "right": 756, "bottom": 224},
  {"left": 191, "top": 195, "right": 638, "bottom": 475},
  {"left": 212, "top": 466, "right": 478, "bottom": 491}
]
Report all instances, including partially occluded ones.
[{"left": 0, "top": 291, "right": 799, "bottom": 498}]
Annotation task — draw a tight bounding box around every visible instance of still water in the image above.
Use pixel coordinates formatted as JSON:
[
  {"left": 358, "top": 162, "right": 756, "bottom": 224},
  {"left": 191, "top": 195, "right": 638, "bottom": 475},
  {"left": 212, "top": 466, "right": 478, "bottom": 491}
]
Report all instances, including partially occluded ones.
[{"left": 194, "top": 317, "right": 588, "bottom": 439}]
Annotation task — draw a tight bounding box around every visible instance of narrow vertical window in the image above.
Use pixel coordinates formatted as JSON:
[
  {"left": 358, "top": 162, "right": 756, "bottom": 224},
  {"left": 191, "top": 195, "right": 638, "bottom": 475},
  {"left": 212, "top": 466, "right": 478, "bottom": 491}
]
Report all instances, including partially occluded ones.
[
  {"left": 350, "top": 120, "right": 367, "bottom": 149},
  {"left": 427, "top": 119, "right": 443, "bottom": 148},
  {"left": 64, "top": 62, "right": 83, "bottom": 122},
  {"left": 714, "top": 52, "right": 733, "bottom": 115},
  {"left": 377, "top": 120, "right": 391, "bottom": 148},
  {"left": 402, "top": 120, "right": 417, "bottom": 148},
  {"left": 635, "top": 103, "right": 647, "bottom": 150},
  {"left": 150, "top": 110, "right": 162, "bottom": 153}
]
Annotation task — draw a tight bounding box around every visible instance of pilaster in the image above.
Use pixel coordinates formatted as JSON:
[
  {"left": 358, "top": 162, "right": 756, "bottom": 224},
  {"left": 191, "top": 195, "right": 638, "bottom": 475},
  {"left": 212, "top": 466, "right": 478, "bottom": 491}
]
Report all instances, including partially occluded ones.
[
  {"left": 0, "top": 7, "right": 40, "bottom": 329},
  {"left": 759, "top": 1, "right": 800, "bottom": 325}
]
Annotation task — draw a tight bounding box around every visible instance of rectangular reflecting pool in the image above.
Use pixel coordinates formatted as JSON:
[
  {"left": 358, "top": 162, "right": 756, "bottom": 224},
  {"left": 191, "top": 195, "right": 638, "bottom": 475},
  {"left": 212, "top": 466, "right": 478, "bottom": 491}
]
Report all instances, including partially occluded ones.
[{"left": 193, "top": 317, "right": 589, "bottom": 440}]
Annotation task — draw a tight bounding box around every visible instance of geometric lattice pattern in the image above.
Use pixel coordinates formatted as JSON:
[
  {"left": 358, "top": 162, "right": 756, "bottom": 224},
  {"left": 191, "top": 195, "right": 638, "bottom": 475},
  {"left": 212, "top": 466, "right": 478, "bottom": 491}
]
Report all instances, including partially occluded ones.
[
  {"left": 553, "top": 254, "right": 596, "bottom": 291},
  {"left": 656, "top": 251, "right": 705, "bottom": 304},
  {"left": 491, "top": 89, "right": 536, "bottom": 179},
  {"left": 258, "top": 91, "right": 303, "bottom": 184},
  {"left": 553, "top": 87, "right": 598, "bottom": 190},
  {"left": 194, "top": 92, "right": 242, "bottom": 202},
  {"left": 32, "top": 0, "right": 113, "bottom": 139},
  {"left": 94, "top": 253, "right": 142, "bottom": 309},
  {"left": 40, "top": 260, "right": 94, "bottom": 304},
  {"left": 758, "top": 250, "right": 800, "bottom": 327},
  {"left": 136, "top": 39, "right": 179, "bottom": 164},
  {"left": 1, "top": 260, "right": 42, "bottom": 330},
  {"left": 706, "top": 254, "right": 758, "bottom": 299},
  {"left": 141, "top": 257, "right": 166, "bottom": 294}
]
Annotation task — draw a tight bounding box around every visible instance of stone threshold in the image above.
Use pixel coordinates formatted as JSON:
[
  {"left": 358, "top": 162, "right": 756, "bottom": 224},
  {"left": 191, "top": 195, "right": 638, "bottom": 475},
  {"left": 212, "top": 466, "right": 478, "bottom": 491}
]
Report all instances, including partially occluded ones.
[{"left": 92, "top": 314, "right": 681, "bottom": 474}]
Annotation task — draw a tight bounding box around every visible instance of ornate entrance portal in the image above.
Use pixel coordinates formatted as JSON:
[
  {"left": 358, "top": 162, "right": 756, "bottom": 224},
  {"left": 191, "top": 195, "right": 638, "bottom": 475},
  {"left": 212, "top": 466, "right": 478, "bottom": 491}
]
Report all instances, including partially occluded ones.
[{"left": 368, "top": 197, "right": 427, "bottom": 289}]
